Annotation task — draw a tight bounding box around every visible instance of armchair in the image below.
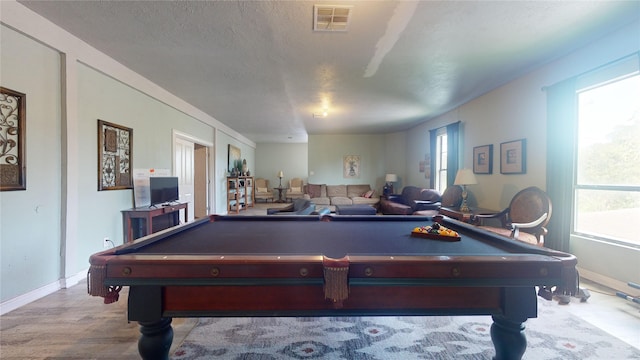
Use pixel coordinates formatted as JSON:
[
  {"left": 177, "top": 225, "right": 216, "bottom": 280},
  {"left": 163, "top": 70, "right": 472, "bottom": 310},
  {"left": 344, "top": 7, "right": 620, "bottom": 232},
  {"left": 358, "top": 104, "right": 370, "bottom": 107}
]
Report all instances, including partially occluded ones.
[
  {"left": 286, "top": 178, "right": 305, "bottom": 202},
  {"left": 254, "top": 178, "right": 274, "bottom": 203},
  {"left": 379, "top": 186, "right": 441, "bottom": 216},
  {"left": 474, "top": 186, "right": 552, "bottom": 246},
  {"left": 267, "top": 198, "right": 316, "bottom": 215}
]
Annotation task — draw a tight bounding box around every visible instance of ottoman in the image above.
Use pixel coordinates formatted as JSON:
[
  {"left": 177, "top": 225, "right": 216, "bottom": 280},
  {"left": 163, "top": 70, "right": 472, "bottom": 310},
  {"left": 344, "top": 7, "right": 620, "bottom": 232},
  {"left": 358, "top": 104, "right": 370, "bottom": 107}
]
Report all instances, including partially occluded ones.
[{"left": 335, "top": 204, "right": 377, "bottom": 215}]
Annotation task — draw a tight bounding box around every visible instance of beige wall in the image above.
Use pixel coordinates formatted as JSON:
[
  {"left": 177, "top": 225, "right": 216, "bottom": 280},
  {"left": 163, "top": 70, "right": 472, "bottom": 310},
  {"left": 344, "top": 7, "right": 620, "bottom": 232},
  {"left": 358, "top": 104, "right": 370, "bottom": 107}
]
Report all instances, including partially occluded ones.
[
  {"left": 308, "top": 134, "right": 387, "bottom": 192},
  {"left": 254, "top": 142, "right": 308, "bottom": 190}
]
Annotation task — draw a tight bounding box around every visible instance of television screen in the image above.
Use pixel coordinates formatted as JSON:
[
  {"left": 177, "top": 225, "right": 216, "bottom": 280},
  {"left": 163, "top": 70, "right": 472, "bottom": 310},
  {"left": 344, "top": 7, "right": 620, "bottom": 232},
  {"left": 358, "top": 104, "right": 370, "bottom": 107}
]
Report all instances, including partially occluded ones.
[{"left": 149, "top": 177, "right": 179, "bottom": 205}]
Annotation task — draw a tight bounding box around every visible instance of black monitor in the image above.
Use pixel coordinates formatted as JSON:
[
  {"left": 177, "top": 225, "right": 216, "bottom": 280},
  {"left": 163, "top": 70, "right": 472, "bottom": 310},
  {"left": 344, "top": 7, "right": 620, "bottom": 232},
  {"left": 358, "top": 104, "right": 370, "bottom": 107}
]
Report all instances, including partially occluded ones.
[{"left": 149, "top": 177, "right": 179, "bottom": 206}]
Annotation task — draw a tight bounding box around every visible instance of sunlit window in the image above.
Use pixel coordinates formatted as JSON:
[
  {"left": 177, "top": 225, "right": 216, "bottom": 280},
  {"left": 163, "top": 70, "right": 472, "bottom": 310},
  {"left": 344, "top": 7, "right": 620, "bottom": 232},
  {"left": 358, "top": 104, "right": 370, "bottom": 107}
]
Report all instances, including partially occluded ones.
[
  {"left": 435, "top": 130, "right": 447, "bottom": 193},
  {"left": 575, "top": 73, "right": 640, "bottom": 246}
]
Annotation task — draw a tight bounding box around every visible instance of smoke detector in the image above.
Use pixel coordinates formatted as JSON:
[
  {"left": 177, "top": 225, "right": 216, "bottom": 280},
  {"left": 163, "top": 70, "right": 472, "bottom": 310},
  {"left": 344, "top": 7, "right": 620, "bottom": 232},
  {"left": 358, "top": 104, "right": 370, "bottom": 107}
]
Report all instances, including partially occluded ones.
[{"left": 314, "top": 5, "right": 353, "bottom": 32}]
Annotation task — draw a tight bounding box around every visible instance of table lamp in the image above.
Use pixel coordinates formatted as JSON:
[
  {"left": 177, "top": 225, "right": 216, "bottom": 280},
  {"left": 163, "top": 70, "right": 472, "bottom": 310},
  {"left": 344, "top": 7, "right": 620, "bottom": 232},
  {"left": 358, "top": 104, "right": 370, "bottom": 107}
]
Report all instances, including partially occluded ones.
[
  {"left": 453, "top": 169, "right": 477, "bottom": 212},
  {"left": 384, "top": 173, "right": 398, "bottom": 195},
  {"left": 277, "top": 170, "right": 284, "bottom": 187}
]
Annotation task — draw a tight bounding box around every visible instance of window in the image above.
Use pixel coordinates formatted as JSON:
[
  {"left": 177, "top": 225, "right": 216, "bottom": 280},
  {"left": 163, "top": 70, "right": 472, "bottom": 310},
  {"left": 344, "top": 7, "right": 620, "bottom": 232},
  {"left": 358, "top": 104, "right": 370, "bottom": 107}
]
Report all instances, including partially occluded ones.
[
  {"left": 435, "top": 128, "right": 447, "bottom": 193},
  {"left": 574, "top": 64, "right": 640, "bottom": 247}
]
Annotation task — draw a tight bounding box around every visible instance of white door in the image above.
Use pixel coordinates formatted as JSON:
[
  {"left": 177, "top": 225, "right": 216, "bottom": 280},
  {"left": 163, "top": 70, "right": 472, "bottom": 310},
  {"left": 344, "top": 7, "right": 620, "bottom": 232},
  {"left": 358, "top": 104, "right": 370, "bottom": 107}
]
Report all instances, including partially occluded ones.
[{"left": 175, "top": 137, "right": 195, "bottom": 222}]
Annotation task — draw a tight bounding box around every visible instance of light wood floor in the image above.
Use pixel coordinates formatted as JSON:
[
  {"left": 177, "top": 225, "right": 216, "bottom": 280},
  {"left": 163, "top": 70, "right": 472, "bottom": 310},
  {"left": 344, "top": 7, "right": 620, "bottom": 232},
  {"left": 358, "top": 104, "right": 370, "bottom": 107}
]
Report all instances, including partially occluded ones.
[{"left": 0, "top": 285, "right": 196, "bottom": 359}]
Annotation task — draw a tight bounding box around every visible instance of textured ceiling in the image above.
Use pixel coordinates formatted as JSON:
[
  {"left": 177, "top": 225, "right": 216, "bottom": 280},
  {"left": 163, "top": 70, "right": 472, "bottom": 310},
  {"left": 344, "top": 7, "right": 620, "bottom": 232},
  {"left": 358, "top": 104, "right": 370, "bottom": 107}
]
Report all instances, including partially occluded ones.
[{"left": 19, "top": 1, "right": 640, "bottom": 143}]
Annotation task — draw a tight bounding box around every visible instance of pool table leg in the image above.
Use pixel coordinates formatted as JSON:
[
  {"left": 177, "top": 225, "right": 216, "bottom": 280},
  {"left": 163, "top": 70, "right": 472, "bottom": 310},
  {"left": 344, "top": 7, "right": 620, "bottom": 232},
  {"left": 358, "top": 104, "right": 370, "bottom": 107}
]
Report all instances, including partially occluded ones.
[
  {"left": 138, "top": 317, "right": 173, "bottom": 360},
  {"left": 489, "top": 286, "right": 536, "bottom": 360},
  {"left": 490, "top": 315, "right": 526, "bottom": 360}
]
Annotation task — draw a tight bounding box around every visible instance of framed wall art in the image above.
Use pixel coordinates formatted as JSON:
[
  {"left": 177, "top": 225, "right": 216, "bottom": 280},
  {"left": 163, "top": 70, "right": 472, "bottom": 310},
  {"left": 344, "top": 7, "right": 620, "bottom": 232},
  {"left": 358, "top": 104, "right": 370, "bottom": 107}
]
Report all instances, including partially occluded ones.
[
  {"left": 227, "top": 144, "right": 241, "bottom": 174},
  {"left": 98, "top": 120, "right": 133, "bottom": 190},
  {"left": 473, "top": 144, "right": 493, "bottom": 174},
  {"left": 343, "top": 155, "right": 360, "bottom": 178},
  {"left": 0, "top": 87, "right": 26, "bottom": 191},
  {"left": 500, "top": 139, "right": 526, "bottom": 174}
]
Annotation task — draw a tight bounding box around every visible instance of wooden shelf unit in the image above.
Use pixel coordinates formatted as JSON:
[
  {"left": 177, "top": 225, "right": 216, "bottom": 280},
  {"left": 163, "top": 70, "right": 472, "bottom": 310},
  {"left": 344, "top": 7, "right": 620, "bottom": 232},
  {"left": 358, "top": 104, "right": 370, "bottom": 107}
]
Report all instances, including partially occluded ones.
[{"left": 227, "top": 176, "right": 254, "bottom": 213}]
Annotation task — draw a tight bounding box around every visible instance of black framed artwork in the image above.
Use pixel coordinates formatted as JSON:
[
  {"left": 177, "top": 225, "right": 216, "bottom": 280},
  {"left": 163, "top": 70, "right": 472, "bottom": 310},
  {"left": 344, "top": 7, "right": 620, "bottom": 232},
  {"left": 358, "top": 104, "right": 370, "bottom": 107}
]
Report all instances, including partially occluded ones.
[
  {"left": 473, "top": 144, "right": 493, "bottom": 174},
  {"left": 0, "top": 87, "right": 26, "bottom": 191},
  {"left": 98, "top": 120, "right": 133, "bottom": 190},
  {"left": 500, "top": 139, "right": 526, "bottom": 174}
]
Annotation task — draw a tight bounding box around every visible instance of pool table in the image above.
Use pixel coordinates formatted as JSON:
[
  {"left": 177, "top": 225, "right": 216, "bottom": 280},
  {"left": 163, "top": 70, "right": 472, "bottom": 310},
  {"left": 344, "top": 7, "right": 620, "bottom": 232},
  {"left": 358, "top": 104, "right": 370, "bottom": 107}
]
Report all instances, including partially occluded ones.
[{"left": 88, "top": 215, "right": 578, "bottom": 360}]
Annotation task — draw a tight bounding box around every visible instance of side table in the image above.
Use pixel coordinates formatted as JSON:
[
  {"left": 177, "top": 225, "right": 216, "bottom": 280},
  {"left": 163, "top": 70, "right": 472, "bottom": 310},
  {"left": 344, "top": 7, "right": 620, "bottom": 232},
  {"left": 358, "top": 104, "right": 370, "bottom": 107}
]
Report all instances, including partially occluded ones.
[{"left": 274, "top": 187, "right": 286, "bottom": 203}]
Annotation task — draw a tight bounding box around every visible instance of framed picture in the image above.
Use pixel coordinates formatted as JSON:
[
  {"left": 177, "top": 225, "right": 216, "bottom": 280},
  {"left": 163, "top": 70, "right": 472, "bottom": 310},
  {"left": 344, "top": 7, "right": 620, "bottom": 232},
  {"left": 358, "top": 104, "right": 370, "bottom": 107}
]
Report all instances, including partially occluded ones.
[
  {"left": 227, "top": 144, "right": 241, "bottom": 173},
  {"left": 500, "top": 139, "right": 526, "bottom": 174},
  {"left": 98, "top": 120, "right": 133, "bottom": 190},
  {"left": 473, "top": 144, "right": 493, "bottom": 174},
  {"left": 343, "top": 155, "right": 360, "bottom": 178},
  {"left": 0, "top": 87, "right": 26, "bottom": 191}
]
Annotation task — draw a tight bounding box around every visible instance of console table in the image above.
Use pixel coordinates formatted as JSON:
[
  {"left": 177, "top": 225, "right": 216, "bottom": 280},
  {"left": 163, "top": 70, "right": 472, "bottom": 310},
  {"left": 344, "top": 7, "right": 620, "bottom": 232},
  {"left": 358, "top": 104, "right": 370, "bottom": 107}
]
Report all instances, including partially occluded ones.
[{"left": 121, "top": 202, "right": 188, "bottom": 243}]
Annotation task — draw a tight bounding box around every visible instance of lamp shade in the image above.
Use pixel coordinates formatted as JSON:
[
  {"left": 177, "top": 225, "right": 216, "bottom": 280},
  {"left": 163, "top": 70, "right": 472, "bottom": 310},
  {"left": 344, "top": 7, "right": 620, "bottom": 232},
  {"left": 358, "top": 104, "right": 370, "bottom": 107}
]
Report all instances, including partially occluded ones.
[
  {"left": 454, "top": 169, "right": 477, "bottom": 186},
  {"left": 277, "top": 170, "right": 284, "bottom": 178},
  {"left": 385, "top": 173, "right": 398, "bottom": 182}
]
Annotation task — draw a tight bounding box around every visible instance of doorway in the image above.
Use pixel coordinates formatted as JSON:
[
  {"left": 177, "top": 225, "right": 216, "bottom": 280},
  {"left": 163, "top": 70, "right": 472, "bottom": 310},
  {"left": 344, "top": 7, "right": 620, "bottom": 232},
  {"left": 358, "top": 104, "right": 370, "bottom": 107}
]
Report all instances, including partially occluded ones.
[{"left": 173, "top": 131, "right": 213, "bottom": 221}]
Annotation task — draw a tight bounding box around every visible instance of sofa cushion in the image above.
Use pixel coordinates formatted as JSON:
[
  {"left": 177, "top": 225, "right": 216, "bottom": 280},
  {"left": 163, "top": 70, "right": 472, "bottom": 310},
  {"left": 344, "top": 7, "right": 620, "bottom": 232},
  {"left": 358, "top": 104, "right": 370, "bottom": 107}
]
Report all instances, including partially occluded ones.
[
  {"left": 351, "top": 196, "right": 379, "bottom": 205},
  {"left": 327, "top": 185, "right": 348, "bottom": 198},
  {"left": 306, "top": 184, "right": 326, "bottom": 198},
  {"left": 331, "top": 196, "right": 352, "bottom": 205},
  {"left": 347, "top": 184, "right": 371, "bottom": 198}
]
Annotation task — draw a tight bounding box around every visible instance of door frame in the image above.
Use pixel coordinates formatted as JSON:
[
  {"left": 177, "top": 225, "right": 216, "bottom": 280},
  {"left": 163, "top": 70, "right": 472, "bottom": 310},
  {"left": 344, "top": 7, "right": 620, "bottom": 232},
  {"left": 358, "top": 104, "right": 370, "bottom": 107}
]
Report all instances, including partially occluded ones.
[{"left": 172, "top": 130, "right": 214, "bottom": 217}]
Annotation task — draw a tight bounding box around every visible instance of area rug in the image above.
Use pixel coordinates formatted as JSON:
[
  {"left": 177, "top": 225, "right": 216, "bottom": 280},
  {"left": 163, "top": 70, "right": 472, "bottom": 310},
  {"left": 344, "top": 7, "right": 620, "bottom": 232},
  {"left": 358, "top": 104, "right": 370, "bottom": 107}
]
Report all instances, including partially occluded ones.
[{"left": 172, "top": 298, "right": 640, "bottom": 360}]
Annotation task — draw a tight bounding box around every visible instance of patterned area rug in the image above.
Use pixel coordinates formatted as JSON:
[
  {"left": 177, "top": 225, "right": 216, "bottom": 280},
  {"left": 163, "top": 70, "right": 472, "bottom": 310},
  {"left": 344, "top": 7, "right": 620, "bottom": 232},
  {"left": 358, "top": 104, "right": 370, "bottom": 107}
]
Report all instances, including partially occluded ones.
[{"left": 173, "top": 298, "right": 640, "bottom": 359}]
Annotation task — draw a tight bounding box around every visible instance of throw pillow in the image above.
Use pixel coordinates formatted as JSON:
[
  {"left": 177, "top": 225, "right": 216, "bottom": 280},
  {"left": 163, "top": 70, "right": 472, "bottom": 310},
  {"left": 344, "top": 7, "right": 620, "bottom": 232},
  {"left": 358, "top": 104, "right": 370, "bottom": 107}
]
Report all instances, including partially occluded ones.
[
  {"left": 257, "top": 187, "right": 268, "bottom": 193},
  {"left": 363, "top": 189, "right": 374, "bottom": 198},
  {"left": 291, "top": 186, "right": 302, "bottom": 193},
  {"left": 307, "top": 184, "right": 321, "bottom": 198}
]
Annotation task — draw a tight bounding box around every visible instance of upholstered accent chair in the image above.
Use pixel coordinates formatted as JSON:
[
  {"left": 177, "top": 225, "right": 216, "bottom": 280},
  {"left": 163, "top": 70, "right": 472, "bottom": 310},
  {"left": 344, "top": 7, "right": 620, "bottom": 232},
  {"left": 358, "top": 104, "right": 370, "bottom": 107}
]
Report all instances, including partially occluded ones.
[
  {"left": 254, "top": 178, "right": 274, "bottom": 203},
  {"left": 474, "top": 186, "right": 552, "bottom": 246},
  {"left": 379, "top": 186, "right": 441, "bottom": 216},
  {"left": 286, "top": 178, "right": 305, "bottom": 202}
]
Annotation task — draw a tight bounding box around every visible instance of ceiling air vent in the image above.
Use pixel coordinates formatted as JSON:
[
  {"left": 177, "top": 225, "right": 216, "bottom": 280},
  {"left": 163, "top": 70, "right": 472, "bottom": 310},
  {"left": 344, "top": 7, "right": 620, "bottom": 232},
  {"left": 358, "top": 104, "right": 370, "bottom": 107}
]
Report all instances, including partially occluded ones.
[{"left": 314, "top": 5, "right": 353, "bottom": 32}]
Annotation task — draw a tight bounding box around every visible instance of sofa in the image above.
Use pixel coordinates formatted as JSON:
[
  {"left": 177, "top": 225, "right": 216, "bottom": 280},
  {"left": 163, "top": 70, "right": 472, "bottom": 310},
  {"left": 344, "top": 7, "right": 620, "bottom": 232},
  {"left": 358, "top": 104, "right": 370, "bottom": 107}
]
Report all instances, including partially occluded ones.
[
  {"left": 303, "top": 184, "right": 379, "bottom": 207},
  {"left": 379, "top": 186, "right": 441, "bottom": 216}
]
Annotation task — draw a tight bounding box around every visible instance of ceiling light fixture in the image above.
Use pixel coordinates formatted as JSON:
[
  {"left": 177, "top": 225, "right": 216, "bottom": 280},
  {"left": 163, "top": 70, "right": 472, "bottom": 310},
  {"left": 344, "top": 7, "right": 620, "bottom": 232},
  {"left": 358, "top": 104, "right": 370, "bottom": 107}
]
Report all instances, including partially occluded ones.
[
  {"left": 313, "top": 5, "right": 353, "bottom": 32},
  {"left": 312, "top": 108, "right": 329, "bottom": 118}
]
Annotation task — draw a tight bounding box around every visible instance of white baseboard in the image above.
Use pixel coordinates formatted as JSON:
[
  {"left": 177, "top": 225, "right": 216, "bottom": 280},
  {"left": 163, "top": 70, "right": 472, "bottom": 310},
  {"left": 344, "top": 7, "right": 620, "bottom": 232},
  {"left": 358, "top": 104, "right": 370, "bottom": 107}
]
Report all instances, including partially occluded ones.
[
  {"left": 578, "top": 266, "right": 640, "bottom": 297},
  {"left": 0, "top": 268, "right": 88, "bottom": 316}
]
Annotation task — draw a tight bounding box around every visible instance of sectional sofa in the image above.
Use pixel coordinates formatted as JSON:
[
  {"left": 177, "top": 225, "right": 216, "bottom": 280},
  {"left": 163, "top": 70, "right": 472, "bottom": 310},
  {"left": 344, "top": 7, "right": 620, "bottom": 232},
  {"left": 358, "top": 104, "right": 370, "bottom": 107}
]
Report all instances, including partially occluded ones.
[{"left": 303, "top": 184, "right": 379, "bottom": 207}]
